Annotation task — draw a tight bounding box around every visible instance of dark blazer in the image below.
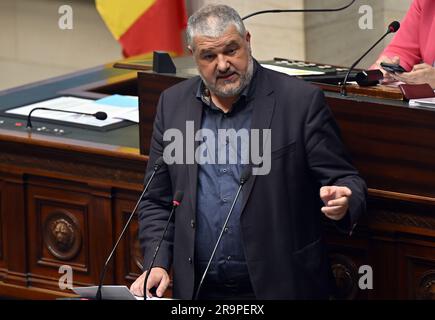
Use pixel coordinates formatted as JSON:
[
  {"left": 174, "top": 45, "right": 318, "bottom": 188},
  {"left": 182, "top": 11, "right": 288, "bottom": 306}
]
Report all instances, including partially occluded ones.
[{"left": 138, "top": 63, "right": 367, "bottom": 300}]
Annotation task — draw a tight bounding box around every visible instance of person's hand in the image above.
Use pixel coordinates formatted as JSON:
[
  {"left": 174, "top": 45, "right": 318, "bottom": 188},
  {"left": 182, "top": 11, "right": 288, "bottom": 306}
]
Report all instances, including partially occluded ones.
[
  {"left": 392, "top": 63, "right": 435, "bottom": 89},
  {"left": 320, "top": 186, "right": 352, "bottom": 221},
  {"left": 375, "top": 55, "right": 401, "bottom": 83},
  {"left": 129, "top": 267, "right": 170, "bottom": 298}
]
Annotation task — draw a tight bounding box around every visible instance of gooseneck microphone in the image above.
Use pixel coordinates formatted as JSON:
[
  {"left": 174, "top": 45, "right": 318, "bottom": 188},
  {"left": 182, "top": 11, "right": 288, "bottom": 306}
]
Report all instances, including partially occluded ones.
[
  {"left": 95, "top": 156, "right": 164, "bottom": 300},
  {"left": 26, "top": 107, "right": 108, "bottom": 129},
  {"left": 341, "top": 21, "right": 400, "bottom": 96},
  {"left": 242, "top": 0, "right": 355, "bottom": 20},
  {"left": 143, "top": 190, "right": 184, "bottom": 299},
  {"left": 194, "top": 169, "right": 252, "bottom": 300}
]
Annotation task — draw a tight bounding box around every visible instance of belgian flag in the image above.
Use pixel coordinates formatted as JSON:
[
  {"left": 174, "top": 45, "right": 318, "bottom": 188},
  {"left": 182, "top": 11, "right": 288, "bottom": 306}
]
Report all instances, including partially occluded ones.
[{"left": 96, "top": 0, "right": 187, "bottom": 57}]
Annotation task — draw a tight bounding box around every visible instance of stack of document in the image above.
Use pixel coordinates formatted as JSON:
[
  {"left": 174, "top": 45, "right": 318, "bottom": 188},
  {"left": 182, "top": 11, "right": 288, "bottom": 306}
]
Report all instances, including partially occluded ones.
[
  {"left": 6, "top": 95, "right": 139, "bottom": 128},
  {"left": 409, "top": 97, "right": 435, "bottom": 110}
]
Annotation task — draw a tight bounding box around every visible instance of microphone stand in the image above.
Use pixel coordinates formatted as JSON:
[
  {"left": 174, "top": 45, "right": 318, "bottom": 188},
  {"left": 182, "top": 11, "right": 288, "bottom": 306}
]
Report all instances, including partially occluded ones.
[
  {"left": 95, "top": 158, "right": 163, "bottom": 300},
  {"left": 193, "top": 171, "right": 251, "bottom": 300},
  {"left": 242, "top": 0, "right": 356, "bottom": 20},
  {"left": 142, "top": 191, "right": 183, "bottom": 300},
  {"left": 26, "top": 107, "right": 107, "bottom": 129},
  {"left": 341, "top": 22, "right": 400, "bottom": 96}
]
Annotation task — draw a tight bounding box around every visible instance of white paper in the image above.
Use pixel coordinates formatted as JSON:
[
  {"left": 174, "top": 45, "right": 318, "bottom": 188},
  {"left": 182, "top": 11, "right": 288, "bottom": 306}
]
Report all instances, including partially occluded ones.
[
  {"left": 72, "top": 285, "right": 173, "bottom": 300},
  {"left": 261, "top": 64, "right": 325, "bottom": 76},
  {"left": 72, "top": 285, "right": 138, "bottom": 300},
  {"left": 5, "top": 96, "right": 135, "bottom": 127},
  {"left": 409, "top": 96, "right": 435, "bottom": 109},
  {"left": 113, "top": 108, "right": 139, "bottom": 123}
]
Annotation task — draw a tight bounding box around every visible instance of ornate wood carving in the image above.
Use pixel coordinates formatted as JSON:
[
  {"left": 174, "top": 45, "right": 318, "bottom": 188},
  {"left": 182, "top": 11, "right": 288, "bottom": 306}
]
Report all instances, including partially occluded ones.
[
  {"left": 0, "top": 191, "right": 2, "bottom": 261},
  {"left": 0, "top": 152, "right": 144, "bottom": 185},
  {"left": 373, "top": 210, "right": 435, "bottom": 231},
  {"left": 417, "top": 271, "right": 435, "bottom": 300},
  {"left": 330, "top": 254, "right": 359, "bottom": 300},
  {"left": 43, "top": 210, "right": 82, "bottom": 261}
]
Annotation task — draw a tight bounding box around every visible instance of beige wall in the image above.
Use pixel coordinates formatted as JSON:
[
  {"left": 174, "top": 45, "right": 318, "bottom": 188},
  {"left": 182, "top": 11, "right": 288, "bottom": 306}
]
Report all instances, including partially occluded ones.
[
  {"left": 0, "top": 0, "right": 412, "bottom": 91},
  {"left": 304, "top": 0, "right": 412, "bottom": 68},
  {"left": 189, "top": 0, "right": 306, "bottom": 61},
  {"left": 191, "top": 0, "right": 412, "bottom": 69},
  {"left": 0, "top": 0, "right": 122, "bottom": 91},
  {"left": 304, "top": 0, "right": 385, "bottom": 68}
]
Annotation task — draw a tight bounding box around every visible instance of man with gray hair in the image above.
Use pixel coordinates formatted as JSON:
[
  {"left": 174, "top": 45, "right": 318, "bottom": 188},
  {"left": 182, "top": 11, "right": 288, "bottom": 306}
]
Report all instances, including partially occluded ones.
[{"left": 131, "top": 4, "right": 366, "bottom": 300}]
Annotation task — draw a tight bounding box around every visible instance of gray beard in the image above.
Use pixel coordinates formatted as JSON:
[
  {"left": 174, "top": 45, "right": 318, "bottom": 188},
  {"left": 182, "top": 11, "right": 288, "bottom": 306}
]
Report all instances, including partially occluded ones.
[{"left": 200, "top": 55, "right": 254, "bottom": 98}]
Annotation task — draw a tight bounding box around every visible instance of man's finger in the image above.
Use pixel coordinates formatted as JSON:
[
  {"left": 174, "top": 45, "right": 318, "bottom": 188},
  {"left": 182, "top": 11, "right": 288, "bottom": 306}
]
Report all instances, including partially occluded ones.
[
  {"left": 327, "top": 196, "right": 349, "bottom": 207},
  {"left": 129, "top": 282, "right": 138, "bottom": 296},
  {"left": 320, "top": 186, "right": 336, "bottom": 199},
  {"left": 145, "top": 273, "right": 156, "bottom": 298},
  {"left": 336, "top": 187, "right": 352, "bottom": 198},
  {"left": 156, "top": 276, "right": 169, "bottom": 297},
  {"left": 130, "top": 273, "right": 146, "bottom": 297},
  {"left": 322, "top": 206, "right": 346, "bottom": 219},
  {"left": 320, "top": 187, "right": 330, "bottom": 198}
]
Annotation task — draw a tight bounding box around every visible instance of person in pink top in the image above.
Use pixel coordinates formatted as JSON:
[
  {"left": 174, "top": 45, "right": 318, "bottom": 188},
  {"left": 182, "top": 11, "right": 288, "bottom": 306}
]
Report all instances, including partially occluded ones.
[{"left": 373, "top": 0, "right": 435, "bottom": 88}]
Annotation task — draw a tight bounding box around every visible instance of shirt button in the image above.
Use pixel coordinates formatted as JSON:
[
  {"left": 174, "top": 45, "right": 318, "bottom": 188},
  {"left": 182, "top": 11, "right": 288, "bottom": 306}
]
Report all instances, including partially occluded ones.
[
  {"left": 188, "top": 257, "right": 192, "bottom": 264},
  {"left": 190, "top": 219, "right": 196, "bottom": 228},
  {"left": 224, "top": 227, "right": 229, "bottom": 233},
  {"left": 222, "top": 169, "right": 227, "bottom": 173},
  {"left": 222, "top": 198, "right": 228, "bottom": 203},
  {"left": 227, "top": 256, "right": 232, "bottom": 261}
]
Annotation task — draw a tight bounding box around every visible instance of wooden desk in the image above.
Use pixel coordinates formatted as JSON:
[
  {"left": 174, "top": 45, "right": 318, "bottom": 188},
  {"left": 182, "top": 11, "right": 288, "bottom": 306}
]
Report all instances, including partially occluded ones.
[{"left": 0, "top": 63, "right": 148, "bottom": 299}]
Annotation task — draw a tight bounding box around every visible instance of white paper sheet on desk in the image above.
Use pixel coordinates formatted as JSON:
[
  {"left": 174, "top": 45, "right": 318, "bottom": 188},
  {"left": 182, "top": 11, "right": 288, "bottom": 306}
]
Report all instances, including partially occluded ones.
[
  {"left": 5, "top": 96, "right": 136, "bottom": 127},
  {"left": 261, "top": 64, "right": 325, "bottom": 76},
  {"left": 409, "top": 97, "right": 435, "bottom": 109},
  {"left": 113, "top": 108, "right": 139, "bottom": 123},
  {"left": 72, "top": 285, "right": 173, "bottom": 300}
]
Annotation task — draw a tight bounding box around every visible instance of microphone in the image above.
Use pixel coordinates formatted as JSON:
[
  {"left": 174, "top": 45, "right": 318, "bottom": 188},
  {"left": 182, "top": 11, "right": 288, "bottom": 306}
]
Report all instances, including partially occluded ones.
[
  {"left": 95, "top": 156, "right": 165, "bottom": 300},
  {"left": 193, "top": 169, "right": 252, "bottom": 300},
  {"left": 143, "top": 190, "right": 184, "bottom": 299},
  {"left": 340, "top": 21, "right": 400, "bottom": 96},
  {"left": 242, "top": 0, "right": 355, "bottom": 20},
  {"left": 26, "top": 107, "right": 108, "bottom": 129}
]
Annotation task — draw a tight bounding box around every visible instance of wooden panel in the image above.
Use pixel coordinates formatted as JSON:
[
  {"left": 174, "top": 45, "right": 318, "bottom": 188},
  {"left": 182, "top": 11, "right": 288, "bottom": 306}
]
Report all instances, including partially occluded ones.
[
  {"left": 113, "top": 189, "right": 174, "bottom": 298},
  {"left": 328, "top": 96, "right": 435, "bottom": 198},
  {"left": 0, "top": 125, "right": 147, "bottom": 298},
  {"left": 0, "top": 171, "right": 27, "bottom": 288},
  {"left": 26, "top": 176, "right": 113, "bottom": 294},
  {"left": 138, "top": 72, "right": 186, "bottom": 155},
  {"left": 113, "top": 192, "right": 143, "bottom": 286},
  {"left": 0, "top": 179, "right": 4, "bottom": 278},
  {"left": 326, "top": 229, "right": 371, "bottom": 300},
  {"left": 399, "top": 244, "right": 435, "bottom": 300}
]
